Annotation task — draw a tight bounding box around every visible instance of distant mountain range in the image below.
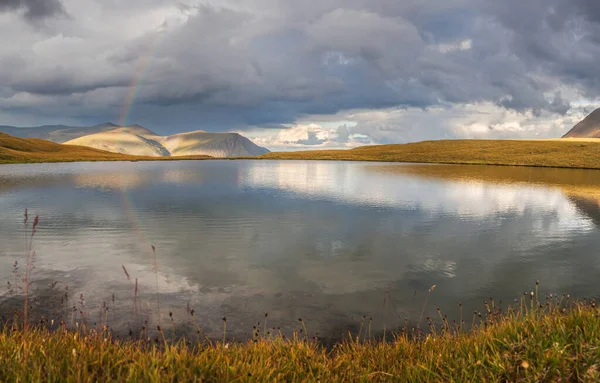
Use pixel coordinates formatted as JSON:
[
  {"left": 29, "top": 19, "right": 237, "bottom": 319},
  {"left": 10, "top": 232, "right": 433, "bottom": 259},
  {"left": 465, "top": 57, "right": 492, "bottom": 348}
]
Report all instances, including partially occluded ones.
[
  {"left": 0, "top": 123, "right": 269, "bottom": 158},
  {"left": 562, "top": 108, "right": 600, "bottom": 138}
]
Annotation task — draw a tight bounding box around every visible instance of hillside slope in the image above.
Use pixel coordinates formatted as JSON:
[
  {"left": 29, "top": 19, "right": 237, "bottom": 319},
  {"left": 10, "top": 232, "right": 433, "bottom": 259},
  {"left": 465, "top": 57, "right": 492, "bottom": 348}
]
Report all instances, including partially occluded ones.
[
  {"left": 66, "top": 131, "right": 171, "bottom": 157},
  {"left": 0, "top": 133, "right": 210, "bottom": 164},
  {"left": 562, "top": 108, "right": 600, "bottom": 138},
  {"left": 64, "top": 130, "right": 269, "bottom": 158},
  {"left": 162, "top": 131, "right": 269, "bottom": 157},
  {"left": 0, "top": 123, "right": 123, "bottom": 143},
  {"left": 0, "top": 122, "right": 269, "bottom": 158},
  {"left": 258, "top": 139, "right": 600, "bottom": 169}
]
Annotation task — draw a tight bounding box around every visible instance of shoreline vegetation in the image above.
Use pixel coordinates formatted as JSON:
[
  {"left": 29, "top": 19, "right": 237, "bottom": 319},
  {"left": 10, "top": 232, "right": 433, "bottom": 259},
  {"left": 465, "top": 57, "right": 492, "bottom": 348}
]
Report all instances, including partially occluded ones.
[
  {"left": 2, "top": 293, "right": 598, "bottom": 381},
  {"left": 1, "top": 301, "right": 598, "bottom": 382},
  {"left": 255, "top": 139, "right": 600, "bottom": 170},
  {"left": 4, "top": 131, "right": 600, "bottom": 170},
  {"left": 2, "top": 211, "right": 599, "bottom": 381}
]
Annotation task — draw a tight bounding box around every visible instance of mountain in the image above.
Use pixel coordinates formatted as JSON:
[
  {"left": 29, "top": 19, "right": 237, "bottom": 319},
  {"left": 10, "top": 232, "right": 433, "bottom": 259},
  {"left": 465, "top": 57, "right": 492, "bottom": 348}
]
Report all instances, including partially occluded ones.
[
  {"left": 0, "top": 123, "right": 270, "bottom": 158},
  {"left": 0, "top": 132, "right": 142, "bottom": 164},
  {"left": 0, "top": 123, "right": 125, "bottom": 143},
  {"left": 562, "top": 108, "right": 600, "bottom": 138},
  {"left": 65, "top": 131, "right": 171, "bottom": 157},
  {"left": 161, "top": 131, "right": 269, "bottom": 157}
]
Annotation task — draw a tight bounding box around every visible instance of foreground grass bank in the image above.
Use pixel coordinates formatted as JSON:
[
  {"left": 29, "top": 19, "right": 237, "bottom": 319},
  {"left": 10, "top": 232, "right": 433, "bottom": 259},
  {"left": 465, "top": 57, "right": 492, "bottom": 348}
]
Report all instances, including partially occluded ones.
[
  {"left": 259, "top": 139, "right": 600, "bottom": 170},
  {"left": 1, "top": 302, "right": 598, "bottom": 382},
  {"left": 0, "top": 133, "right": 210, "bottom": 164}
]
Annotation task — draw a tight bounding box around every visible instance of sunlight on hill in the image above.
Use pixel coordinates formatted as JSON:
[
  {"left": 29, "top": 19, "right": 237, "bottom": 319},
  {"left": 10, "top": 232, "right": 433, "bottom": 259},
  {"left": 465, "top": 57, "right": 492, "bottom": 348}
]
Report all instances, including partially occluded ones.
[
  {"left": 0, "top": 133, "right": 210, "bottom": 164},
  {"left": 259, "top": 139, "right": 600, "bottom": 170}
]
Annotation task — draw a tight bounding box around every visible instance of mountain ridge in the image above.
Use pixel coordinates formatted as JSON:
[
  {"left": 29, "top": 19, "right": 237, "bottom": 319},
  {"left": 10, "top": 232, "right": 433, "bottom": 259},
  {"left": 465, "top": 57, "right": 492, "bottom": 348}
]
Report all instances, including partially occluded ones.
[
  {"left": 562, "top": 108, "right": 600, "bottom": 138},
  {"left": 0, "top": 123, "right": 269, "bottom": 158}
]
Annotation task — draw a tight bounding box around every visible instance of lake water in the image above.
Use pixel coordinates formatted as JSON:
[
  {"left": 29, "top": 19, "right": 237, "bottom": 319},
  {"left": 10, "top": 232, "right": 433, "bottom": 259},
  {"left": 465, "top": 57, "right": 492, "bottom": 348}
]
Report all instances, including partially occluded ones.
[{"left": 1, "top": 160, "right": 600, "bottom": 342}]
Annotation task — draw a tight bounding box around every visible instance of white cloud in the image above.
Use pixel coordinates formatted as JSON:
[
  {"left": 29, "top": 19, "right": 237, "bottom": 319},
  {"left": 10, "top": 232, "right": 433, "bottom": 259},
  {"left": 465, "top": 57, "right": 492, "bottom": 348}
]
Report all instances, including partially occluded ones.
[
  {"left": 247, "top": 101, "right": 597, "bottom": 151},
  {"left": 246, "top": 123, "right": 374, "bottom": 151},
  {"left": 437, "top": 39, "right": 473, "bottom": 53}
]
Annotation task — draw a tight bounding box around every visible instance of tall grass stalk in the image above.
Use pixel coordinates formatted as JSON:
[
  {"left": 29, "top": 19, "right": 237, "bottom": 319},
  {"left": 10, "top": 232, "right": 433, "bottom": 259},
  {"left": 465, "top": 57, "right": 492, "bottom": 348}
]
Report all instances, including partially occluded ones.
[
  {"left": 23, "top": 214, "right": 38, "bottom": 333},
  {"left": 151, "top": 245, "right": 161, "bottom": 327},
  {"left": 222, "top": 317, "right": 227, "bottom": 346},
  {"left": 382, "top": 284, "right": 392, "bottom": 343},
  {"left": 356, "top": 316, "right": 365, "bottom": 344},
  {"left": 417, "top": 284, "right": 436, "bottom": 330},
  {"left": 23, "top": 209, "right": 28, "bottom": 331}
]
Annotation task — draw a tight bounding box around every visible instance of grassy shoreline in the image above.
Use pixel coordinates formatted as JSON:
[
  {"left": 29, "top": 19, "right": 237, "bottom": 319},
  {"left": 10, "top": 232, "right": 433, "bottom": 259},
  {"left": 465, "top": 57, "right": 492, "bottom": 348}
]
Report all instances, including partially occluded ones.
[
  {"left": 1, "top": 300, "right": 598, "bottom": 382},
  {"left": 255, "top": 139, "right": 600, "bottom": 170},
  {"left": 6, "top": 133, "right": 600, "bottom": 170}
]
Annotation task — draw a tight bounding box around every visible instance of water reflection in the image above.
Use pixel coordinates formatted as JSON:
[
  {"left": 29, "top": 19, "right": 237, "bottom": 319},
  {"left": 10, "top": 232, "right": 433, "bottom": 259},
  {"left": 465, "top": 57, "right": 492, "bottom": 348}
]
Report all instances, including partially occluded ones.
[{"left": 0, "top": 160, "right": 599, "bottom": 342}]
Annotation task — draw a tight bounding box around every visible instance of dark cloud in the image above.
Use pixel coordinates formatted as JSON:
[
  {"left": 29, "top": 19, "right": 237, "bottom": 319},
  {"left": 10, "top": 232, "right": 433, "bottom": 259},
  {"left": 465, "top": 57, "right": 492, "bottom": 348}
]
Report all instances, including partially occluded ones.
[
  {"left": 0, "top": 0, "right": 599, "bottom": 143},
  {"left": 0, "top": 0, "right": 66, "bottom": 21}
]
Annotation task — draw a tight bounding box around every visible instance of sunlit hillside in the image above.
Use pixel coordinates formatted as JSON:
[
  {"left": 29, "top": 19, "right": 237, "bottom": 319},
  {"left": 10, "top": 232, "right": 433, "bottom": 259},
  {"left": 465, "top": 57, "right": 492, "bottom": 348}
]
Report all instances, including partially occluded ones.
[
  {"left": 0, "top": 133, "right": 210, "bottom": 164},
  {"left": 257, "top": 139, "right": 600, "bottom": 169}
]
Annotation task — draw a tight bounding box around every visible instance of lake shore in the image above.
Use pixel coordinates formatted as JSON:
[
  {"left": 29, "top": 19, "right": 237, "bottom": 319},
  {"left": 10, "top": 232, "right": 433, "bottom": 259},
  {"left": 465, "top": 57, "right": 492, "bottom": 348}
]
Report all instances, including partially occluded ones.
[
  {"left": 7, "top": 134, "right": 600, "bottom": 170},
  {"left": 1, "top": 299, "right": 598, "bottom": 382},
  {"left": 253, "top": 139, "right": 600, "bottom": 170}
]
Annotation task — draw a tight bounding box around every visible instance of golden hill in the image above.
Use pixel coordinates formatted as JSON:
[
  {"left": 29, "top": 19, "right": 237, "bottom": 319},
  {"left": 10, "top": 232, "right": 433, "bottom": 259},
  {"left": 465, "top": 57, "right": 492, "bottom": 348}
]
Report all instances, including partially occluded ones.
[
  {"left": 0, "top": 122, "right": 270, "bottom": 158},
  {"left": 0, "top": 133, "right": 211, "bottom": 164},
  {"left": 64, "top": 129, "right": 270, "bottom": 158},
  {"left": 258, "top": 139, "right": 600, "bottom": 169}
]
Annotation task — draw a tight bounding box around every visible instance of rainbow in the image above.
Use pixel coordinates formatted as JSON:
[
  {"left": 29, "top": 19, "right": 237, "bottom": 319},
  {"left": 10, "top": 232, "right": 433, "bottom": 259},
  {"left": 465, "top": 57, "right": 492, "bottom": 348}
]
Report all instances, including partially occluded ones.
[
  {"left": 118, "top": 31, "right": 165, "bottom": 127},
  {"left": 116, "top": 30, "right": 166, "bottom": 259}
]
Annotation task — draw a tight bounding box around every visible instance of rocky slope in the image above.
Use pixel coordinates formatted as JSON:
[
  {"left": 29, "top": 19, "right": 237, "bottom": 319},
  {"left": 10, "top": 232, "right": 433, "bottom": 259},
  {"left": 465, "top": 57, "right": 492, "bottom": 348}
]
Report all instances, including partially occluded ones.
[
  {"left": 562, "top": 108, "right": 600, "bottom": 138},
  {"left": 0, "top": 123, "right": 269, "bottom": 158}
]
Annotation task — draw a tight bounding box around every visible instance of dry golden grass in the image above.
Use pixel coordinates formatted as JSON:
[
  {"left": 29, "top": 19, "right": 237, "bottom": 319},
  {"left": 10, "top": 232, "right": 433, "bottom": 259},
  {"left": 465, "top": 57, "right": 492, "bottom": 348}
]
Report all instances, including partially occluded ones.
[
  {"left": 1, "top": 301, "right": 598, "bottom": 382},
  {"left": 7, "top": 133, "right": 600, "bottom": 170},
  {"left": 0, "top": 133, "right": 211, "bottom": 164},
  {"left": 258, "top": 139, "right": 600, "bottom": 169}
]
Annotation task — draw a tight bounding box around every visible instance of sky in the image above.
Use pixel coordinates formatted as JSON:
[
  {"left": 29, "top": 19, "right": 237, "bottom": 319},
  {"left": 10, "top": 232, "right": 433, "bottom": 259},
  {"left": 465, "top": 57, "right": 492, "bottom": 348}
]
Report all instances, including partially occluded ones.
[{"left": 1, "top": 0, "right": 600, "bottom": 150}]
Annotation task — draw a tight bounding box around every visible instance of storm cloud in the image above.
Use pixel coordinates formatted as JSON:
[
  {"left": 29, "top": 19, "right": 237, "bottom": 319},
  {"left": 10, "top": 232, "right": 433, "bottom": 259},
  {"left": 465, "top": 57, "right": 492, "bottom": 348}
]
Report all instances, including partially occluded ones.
[
  {"left": 0, "top": 0, "right": 599, "bottom": 147},
  {"left": 0, "top": 0, "right": 66, "bottom": 21}
]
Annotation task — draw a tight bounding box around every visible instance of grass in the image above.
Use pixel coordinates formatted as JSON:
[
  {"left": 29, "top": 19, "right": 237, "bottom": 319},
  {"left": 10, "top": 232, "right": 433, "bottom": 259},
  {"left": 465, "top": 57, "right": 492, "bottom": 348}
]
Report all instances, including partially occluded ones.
[
  {"left": 3, "top": 215, "right": 600, "bottom": 382},
  {"left": 0, "top": 133, "right": 211, "bottom": 164},
  {"left": 256, "top": 139, "right": 600, "bottom": 170},
  {"left": 6, "top": 131, "right": 600, "bottom": 171},
  {"left": 0, "top": 299, "right": 598, "bottom": 382}
]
